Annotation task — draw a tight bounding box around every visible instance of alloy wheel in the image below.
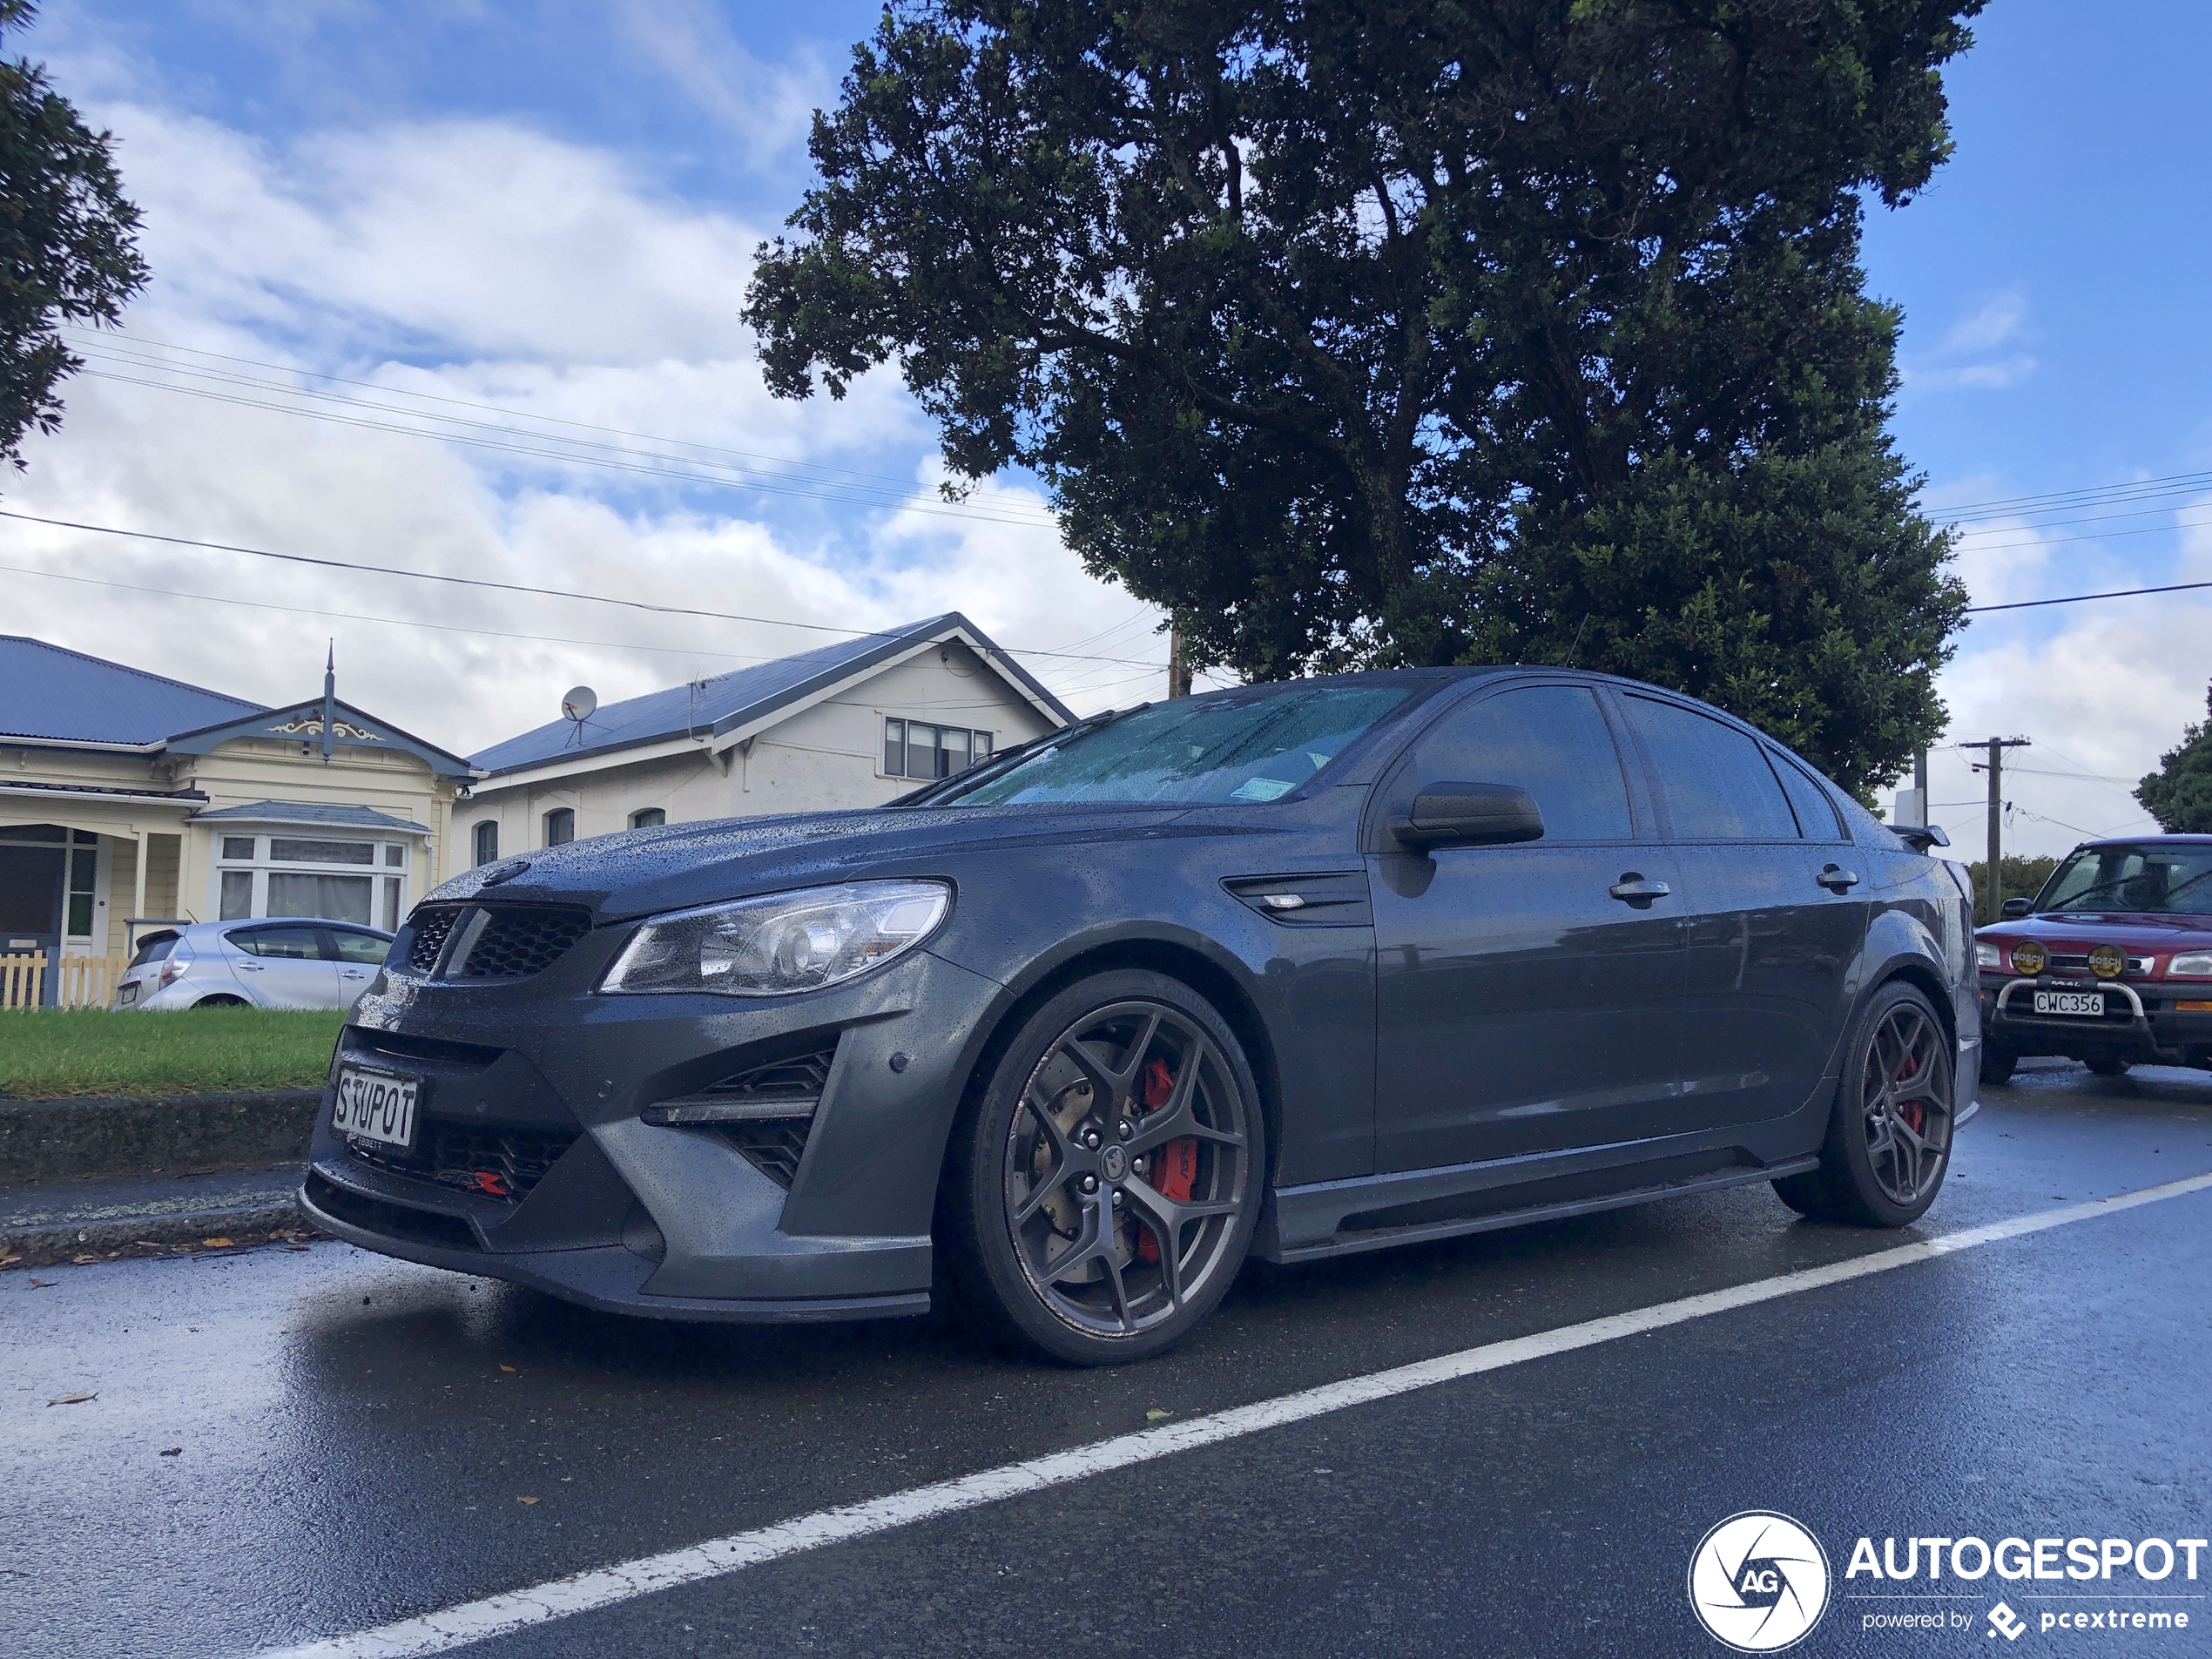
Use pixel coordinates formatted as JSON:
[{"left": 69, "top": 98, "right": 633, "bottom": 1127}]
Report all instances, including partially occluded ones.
[
  {"left": 1858, "top": 1001, "right": 1952, "bottom": 1206},
  {"left": 1001, "top": 998, "right": 1251, "bottom": 1338}
]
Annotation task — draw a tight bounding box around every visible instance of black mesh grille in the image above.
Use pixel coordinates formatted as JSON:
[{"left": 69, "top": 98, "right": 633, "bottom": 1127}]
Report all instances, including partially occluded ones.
[
  {"left": 449, "top": 907, "right": 594, "bottom": 979},
  {"left": 701, "top": 1044, "right": 833, "bottom": 1187},
  {"left": 719, "top": 1122, "right": 812, "bottom": 1188},
  {"left": 344, "top": 1122, "right": 581, "bottom": 1204},
  {"left": 702, "top": 1047, "right": 834, "bottom": 1103},
  {"left": 406, "top": 907, "right": 462, "bottom": 973}
]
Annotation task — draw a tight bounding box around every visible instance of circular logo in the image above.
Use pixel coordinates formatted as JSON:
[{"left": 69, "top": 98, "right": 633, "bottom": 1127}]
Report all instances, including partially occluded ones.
[
  {"left": 1688, "top": 1511, "right": 1831, "bottom": 1653},
  {"left": 2010, "top": 939, "right": 2047, "bottom": 975},
  {"left": 1100, "top": 1143, "right": 1128, "bottom": 1183},
  {"left": 2087, "top": 943, "right": 2126, "bottom": 980}
]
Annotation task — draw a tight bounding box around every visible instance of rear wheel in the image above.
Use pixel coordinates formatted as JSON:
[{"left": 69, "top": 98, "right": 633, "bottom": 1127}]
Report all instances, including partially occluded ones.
[
  {"left": 941, "top": 970, "right": 1264, "bottom": 1366},
  {"left": 1979, "top": 1046, "right": 2018, "bottom": 1087},
  {"left": 192, "top": 995, "right": 248, "bottom": 1008},
  {"left": 2086, "top": 1055, "right": 2131, "bottom": 1076},
  {"left": 1773, "top": 981, "right": 1955, "bottom": 1227}
]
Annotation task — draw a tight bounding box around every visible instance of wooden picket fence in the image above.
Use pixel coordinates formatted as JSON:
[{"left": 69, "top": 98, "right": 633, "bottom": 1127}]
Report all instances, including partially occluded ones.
[{"left": 0, "top": 952, "right": 134, "bottom": 1009}]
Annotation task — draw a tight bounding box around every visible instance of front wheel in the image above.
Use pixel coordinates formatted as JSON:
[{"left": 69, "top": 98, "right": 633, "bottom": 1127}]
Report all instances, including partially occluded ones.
[
  {"left": 940, "top": 970, "right": 1265, "bottom": 1366},
  {"left": 1979, "top": 1046, "right": 2018, "bottom": 1087},
  {"left": 1773, "top": 981, "right": 1956, "bottom": 1228}
]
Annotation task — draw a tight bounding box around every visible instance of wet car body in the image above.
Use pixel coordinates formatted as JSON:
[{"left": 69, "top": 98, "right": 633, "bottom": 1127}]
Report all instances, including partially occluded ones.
[
  {"left": 1973, "top": 835, "right": 2212, "bottom": 1074},
  {"left": 302, "top": 667, "right": 1979, "bottom": 1336}
]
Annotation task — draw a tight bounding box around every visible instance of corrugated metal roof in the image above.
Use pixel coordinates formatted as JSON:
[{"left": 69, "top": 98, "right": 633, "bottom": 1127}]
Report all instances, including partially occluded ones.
[
  {"left": 187, "top": 800, "right": 431, "bottom": 833},
  {"left": 0, "top": 636, "right": 266, "bottom": 745},
  {"left": 469, "top": 612, "right": 1074, "bottom": 777}
]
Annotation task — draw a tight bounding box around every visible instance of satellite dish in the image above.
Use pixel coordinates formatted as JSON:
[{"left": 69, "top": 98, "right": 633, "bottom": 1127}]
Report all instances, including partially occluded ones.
[{"left": 562, "top": 685, "right": 597, "bottom": 724}]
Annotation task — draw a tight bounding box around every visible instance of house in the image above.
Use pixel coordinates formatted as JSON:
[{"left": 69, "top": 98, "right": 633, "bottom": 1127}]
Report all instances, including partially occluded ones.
[
  {"left": 459, "top": 613, "right": 1073, "bottom": 862},
  {"left": 0, "top": 637, "right": 475, "bottom": 1001}
]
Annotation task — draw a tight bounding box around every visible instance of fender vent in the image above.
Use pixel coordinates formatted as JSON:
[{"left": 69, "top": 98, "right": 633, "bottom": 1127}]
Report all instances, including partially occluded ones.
[
  {"left": 718, "top": 1121, "right": 813, "bottom": 1189},
  {"left": 650, "top": 1042, "right": 836, "bottom": 1188}
]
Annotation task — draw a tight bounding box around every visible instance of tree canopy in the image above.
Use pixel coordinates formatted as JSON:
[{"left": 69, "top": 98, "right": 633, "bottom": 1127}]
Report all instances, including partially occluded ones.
[
  {"left": 0, "top": 0, "right": 147, "bottom": 474},
  {"left": 2136, "top": 680, "right": 2212, "bottom": 834},
  {"left": 746, "top": 0, "right": 1979, "bottom": 796}
]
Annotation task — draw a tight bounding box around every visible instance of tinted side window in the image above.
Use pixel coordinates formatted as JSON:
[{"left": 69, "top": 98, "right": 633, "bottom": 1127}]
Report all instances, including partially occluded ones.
[
  {"left": 1623, "top": 696, "right": 1797, "bottom": 840},
  {"left": 233, "top": 926, "right": 324, "bottom": 961},
  {"left": 1769, "top": 749, "right": 1846, "bottom": 840},
  {"left": 1402, "top": 685, "right": 1635, "bottom": 841}
]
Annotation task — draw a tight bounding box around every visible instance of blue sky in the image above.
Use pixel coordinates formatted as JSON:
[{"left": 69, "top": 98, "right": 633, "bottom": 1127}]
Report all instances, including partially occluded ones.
[{"left": 7, "top": 0, "right": 2209, "bottom": 853}]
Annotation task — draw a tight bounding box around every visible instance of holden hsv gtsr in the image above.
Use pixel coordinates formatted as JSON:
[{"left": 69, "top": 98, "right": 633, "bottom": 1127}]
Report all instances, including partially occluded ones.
[
  {"left": 1972, "top": 835, "right": 2212, "bottom": 1083},
  {"left": 301, "top": 670, "right": 1979, "bottom": 1365}
]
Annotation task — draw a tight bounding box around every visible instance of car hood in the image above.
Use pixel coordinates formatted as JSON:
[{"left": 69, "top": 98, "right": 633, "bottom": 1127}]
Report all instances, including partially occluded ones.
[
  {"left": 1977, "top": 913, "right": 2212, "bottom": 954},
  {"left": 422, "top": 802, "right": 1207, "bottom": 921}
]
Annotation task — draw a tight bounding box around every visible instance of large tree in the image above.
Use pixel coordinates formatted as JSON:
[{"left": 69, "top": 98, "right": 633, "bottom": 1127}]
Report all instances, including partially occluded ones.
[
  {"left": 2136, "top": 680, "right": 2212, "bottom": 834},
  {"left": 746, "top": 0, "right": 1976, "bottom": 796},
  {"left": 0, "top": 0, "right": 146, "bottom": 474}
]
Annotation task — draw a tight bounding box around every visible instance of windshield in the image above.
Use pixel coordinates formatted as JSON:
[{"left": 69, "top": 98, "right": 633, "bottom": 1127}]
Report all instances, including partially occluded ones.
[
  {"left": 936, "top": 681, "right": 1420, "bottom": 807},
  {"left": 2036, "top": 844, "right": 2212, "bottom": 915}
]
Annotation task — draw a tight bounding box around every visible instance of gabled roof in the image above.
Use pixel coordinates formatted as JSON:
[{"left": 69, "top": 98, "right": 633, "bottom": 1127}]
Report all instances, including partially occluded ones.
[
  {"left": 164, "top": 698, "right": 477, "bottom": 782},
  {"left": 0, "top": 636, "right": 264, "bottom": 746},
  {"left": 469, "top": 612, "right": 1074, "bottom": 779},
  {"left": 188, "top": 800, "right": 431, "bottom": 833}
]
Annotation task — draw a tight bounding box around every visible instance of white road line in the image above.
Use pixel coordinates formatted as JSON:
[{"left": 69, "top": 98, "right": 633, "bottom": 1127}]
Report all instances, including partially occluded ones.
[{"left": 250, "top": 1171, "right": 2212, "bottom": 1659}]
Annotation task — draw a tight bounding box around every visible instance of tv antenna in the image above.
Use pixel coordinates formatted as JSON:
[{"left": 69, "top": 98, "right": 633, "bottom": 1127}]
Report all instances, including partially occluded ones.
[{"left": 561, "top": 685, "right": 597, "bottom": 748}]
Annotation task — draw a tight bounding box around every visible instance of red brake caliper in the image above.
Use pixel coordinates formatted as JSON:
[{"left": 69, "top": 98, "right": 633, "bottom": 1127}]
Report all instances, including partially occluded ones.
[
  {"left": 1135, "top": 1058, "right": 1196, "bottom": 1264},
  {"left": 1895, "top": 1050, "right": 1925, "bottom": 1135}
]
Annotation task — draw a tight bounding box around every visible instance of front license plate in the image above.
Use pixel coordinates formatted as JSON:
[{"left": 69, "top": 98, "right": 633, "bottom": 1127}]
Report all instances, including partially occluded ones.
[
  {"left": 2032, "top": 990, "right": 2105, "bottom": 1017},
  {"left": 333, "top": 1065, "right": 420, "bottom": 1149}
]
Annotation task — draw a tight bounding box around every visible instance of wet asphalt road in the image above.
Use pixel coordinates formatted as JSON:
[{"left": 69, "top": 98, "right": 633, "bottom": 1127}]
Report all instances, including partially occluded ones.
[{"left": 7, "top": 1061, "right": 2211, "bottom": 1659}]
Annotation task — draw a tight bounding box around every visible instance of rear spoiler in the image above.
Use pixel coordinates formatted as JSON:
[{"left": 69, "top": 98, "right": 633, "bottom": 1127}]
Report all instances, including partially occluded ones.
[{"left": 1894, "top": 823, "right": 1949, "bottom": 853}]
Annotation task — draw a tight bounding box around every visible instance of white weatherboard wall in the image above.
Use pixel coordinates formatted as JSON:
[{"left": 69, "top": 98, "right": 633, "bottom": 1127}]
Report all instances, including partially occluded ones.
[{"left": 459, "top": 641, "right": 1058, "bottom": 855}]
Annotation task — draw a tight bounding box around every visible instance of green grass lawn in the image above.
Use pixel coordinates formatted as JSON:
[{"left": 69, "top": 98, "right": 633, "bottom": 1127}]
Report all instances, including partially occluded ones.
[{"left": 0, "top": 1008, "right": 345, "bottom": 1098}]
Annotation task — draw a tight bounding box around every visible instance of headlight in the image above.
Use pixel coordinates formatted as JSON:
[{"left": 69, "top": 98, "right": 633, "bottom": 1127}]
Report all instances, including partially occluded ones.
[
  {"left": 601, "top": 880, "right": 950, "bottom": 997},
  {"left": 2168, "top": 950, "right": 2212, "bottom": 980},
  {"left": 1975, "top": 941, "right": 2002, "bottom": 969}
]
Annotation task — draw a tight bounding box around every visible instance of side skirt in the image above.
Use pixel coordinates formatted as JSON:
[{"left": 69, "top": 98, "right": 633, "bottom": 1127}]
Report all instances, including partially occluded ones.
[{"left": 1258, "top": 1153, "right": 1821, "bottom": 1265}]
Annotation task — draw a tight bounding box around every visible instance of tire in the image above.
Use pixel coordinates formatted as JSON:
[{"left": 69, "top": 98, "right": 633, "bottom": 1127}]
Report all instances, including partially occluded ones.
[
  {"left": 1979, "top": 1046, "right": 2018, "bottom": 1087},
  {"left": 1772, "top": 981, "right": 1956, "bottom": 1228},
  {"left": 939, "top": 969, "right": 1266, "bottom": 1366},
  {"left": 2086, "top": 1055, "right": 2130, "bottom": 1076}
]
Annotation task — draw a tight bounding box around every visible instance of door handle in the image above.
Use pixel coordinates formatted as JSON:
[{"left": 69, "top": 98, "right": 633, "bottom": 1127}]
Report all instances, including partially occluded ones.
[
  {"left": 340, "top": 969, "right": 368, "bottom": 979},
  {"left": 1608, "top": 874, "right": 1672, "bottom": 905},
  {"left": 236, "top": 962, "right": 264, "bottom": 972},
  {"left": 1817, "top": 866, "right": 1861, "bottom": 893}
]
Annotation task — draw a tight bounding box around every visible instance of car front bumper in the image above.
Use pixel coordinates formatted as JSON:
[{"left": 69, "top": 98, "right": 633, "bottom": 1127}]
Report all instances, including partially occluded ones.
[
  {"left": 301, "top": 932, "right": 1008, "bottom": 1323},
  {"left": 1979, "top": 974, "right": 2212, "bottom": 1065}
]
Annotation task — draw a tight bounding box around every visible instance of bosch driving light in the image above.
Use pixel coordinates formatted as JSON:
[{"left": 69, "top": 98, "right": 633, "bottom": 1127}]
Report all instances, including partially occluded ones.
[
  {"left": 2009, "top": 940, "right": 2047, "bottom": 975},
  {"left": 2087, "top": 943, "right": 2127, "bottom": 980},
  {"left": 2166, "top": 950, "right": 2212, "bottom": 980},
  {"left": 601, "top": 880, "right": 950, "bottom": 997}
]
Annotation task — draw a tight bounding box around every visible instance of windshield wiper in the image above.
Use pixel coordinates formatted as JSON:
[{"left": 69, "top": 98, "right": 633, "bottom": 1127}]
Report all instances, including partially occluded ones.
[{"left": 884, "top": 703, "right": 1153, "bottom": 808}]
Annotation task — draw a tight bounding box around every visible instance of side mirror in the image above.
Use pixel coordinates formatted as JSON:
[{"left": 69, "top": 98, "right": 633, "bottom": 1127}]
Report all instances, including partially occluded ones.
[
  {"left": 1392, "top": 782, "right": 1545, "bottom": 850},
  {"left": 2001, "top": 896, "right": 2033, "bottom": 919}
]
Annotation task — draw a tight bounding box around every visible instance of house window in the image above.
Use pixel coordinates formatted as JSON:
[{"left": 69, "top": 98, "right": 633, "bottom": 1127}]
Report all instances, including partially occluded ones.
[
  {"left": 543, "top": 807, "right": 576, "bottom": 846},
  {"left": 65, "top": 838, "right": 97, "bottom": 938},
  {"left": 631, "top": 808, "right": 666, "bottom": 829},
  {"left": 881, "top": 718, "right": 995, "bottom": 780},
  {"left": 214, "top": 833, "right": 410, "bottom": 930},
  {"left": 473, "top": 820, "right": 499, "bottom": 866}
]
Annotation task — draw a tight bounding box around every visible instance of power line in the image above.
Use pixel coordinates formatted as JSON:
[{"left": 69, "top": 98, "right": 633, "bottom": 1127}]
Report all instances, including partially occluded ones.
[
  {"left": 1966, "top": 578, "right": 2212, "bottom": 614},
  {"left": 0, "top": 510, "right": 1163, "bottom": 669},
  {"left": 1934, "top": 466, "right": 2212, "bottom": 519},
  {"left": 62, "top": 325, "right": 1064, "bottom": 522}
]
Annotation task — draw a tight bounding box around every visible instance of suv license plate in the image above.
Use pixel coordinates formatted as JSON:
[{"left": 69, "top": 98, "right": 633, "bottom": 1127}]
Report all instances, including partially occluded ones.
[
  {"left": 2032, "top": 990, "right": 2105, "bottom": 1017},
  {"left": 334, "top": 1065, "right": 419, "bottom": 1149}
]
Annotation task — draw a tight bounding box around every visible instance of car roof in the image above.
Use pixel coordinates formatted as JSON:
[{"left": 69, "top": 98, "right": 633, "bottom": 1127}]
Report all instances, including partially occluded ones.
[
  {"left": 2075, "top": 835, "right": 2212, "bottom": 848},
  {"left": 210, "top": 919, "right": 392, "bottom": 936}
]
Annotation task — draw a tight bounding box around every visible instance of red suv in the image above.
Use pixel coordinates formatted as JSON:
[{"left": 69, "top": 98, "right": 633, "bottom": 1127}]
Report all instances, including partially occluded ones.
[{"left": 1973, "top": 836, "right": 2212, "bottom": 1083}]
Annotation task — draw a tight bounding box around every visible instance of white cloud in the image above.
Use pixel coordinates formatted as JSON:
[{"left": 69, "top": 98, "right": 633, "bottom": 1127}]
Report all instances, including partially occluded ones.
[
  {"left": 3, "top": 75, "right": 1162, "bottom": 760},
  {"left": 1900, "top": 285, "right": 2038, "bottom": 399},
  {"left": 612, "top": 0, "right": 834, "bottom": 169}
]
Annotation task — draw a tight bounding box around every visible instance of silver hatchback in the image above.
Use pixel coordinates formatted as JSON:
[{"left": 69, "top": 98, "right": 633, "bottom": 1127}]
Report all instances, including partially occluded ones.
[{"left": 115, "top": 919, "right": 395, "bottom": 1010}]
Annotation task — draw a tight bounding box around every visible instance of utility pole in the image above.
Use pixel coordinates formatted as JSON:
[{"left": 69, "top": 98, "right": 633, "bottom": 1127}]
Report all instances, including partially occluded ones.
[
  {"left": 1167, "top": 622, "right": 1191, "bottom": 698},
  {"left": 1968, "top": 737, "right": 2031, "bottom": 925}
]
